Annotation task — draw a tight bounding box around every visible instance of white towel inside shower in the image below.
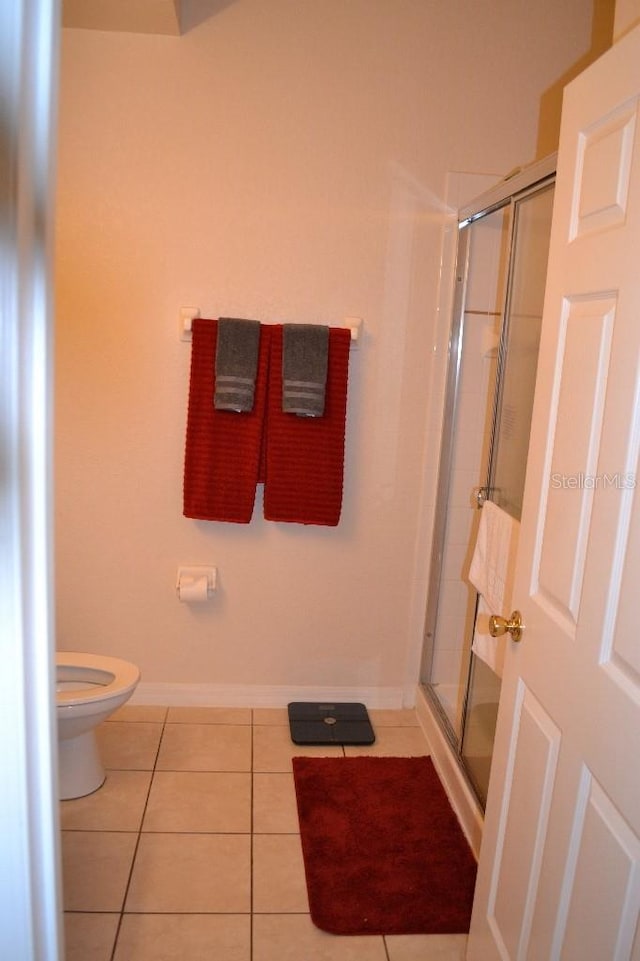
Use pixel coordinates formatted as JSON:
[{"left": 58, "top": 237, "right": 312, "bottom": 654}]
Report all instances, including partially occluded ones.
[
  {"left": 468, "top": 501, "right": 520, "bottom": 678},
  {"left": 471, "top": 595, "right": 507, "bottom": 677}
]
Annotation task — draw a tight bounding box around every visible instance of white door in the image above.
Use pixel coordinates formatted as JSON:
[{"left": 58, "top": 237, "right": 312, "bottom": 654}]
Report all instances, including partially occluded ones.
[{"left": 467, "top": 23, "right": 640, "bottom": 961}]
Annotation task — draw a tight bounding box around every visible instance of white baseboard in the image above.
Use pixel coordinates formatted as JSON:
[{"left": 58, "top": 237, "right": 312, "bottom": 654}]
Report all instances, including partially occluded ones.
[
  {"left": 131, "top": 682, "right": 405, "bottom": 710},
  {"left": 415, "top": 684, "right": 484, "bottom": 859}
]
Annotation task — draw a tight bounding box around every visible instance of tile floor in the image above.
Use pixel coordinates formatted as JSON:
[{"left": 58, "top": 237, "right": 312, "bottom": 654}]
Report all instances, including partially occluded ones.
[{"left": 61, "top": 706, "right": 468, "bottom": 961}]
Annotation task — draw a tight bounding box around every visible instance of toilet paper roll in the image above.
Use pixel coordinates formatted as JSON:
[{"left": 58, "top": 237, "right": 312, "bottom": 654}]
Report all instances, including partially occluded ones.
[{"left": 178, "top": 575, "right": 209, "bottom": 603}]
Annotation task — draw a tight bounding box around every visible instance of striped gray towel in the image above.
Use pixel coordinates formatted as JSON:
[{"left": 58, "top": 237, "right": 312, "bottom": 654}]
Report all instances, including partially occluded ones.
[
  {"left": 282, "top": 323, "right": 329, "bottom": 417},
  {"left": 214, "top": 318, "right": 261, "bottom": 412}
]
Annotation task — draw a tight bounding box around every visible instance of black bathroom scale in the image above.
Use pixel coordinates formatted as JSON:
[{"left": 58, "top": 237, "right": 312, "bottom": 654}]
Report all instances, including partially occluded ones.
[{"left": 288, "top": 701, "right": 375, "bottom": 745}]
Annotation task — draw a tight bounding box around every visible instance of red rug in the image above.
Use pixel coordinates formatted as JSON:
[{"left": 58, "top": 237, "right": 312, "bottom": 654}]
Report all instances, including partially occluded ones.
[{"left": 292, "top": 755, "right": 477, "bottom": 936}]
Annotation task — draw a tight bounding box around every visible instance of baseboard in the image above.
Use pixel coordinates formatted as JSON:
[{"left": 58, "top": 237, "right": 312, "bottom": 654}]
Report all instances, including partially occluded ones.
[
  {"left": 131, "top": 682, "right": 405, "bottom": 710},
  {"left": 415, "top": 685, "right": 484, "bottom": 859}
]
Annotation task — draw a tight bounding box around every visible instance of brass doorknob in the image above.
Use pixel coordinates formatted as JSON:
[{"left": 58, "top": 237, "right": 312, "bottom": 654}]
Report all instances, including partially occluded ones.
[{"left": 488, "top": 610, "right": 524, "bottom": 642}]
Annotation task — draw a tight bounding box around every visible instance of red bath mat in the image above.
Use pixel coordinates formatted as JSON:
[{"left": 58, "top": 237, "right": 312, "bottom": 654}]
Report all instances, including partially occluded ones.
[{"left": 292, "top": 755, "right": 477, "bottom": 935}]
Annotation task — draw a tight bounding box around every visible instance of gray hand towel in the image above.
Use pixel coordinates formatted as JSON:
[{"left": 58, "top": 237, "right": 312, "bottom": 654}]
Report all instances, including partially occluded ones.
[
  {"left": 214, "top": 317, "right": 261, "bottom": 412},
  {"left": 282, "top": 323, "right": 329, "bottom": 417}
]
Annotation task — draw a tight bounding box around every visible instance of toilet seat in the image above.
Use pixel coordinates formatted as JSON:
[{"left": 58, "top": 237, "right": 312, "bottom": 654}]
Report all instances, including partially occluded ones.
[{"left": 56, "top": 652, "right": 140, "bottom": 707}]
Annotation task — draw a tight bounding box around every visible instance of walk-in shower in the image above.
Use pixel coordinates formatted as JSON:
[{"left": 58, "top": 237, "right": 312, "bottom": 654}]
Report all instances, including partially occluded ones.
[{"left": 420, "top": 156, "right": 556, "bottom": 808}]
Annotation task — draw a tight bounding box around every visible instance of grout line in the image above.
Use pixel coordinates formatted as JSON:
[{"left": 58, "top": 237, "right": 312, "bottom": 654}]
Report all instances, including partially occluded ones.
[{"left": 108, "top": 715, "right": 166, "bottom": 961}]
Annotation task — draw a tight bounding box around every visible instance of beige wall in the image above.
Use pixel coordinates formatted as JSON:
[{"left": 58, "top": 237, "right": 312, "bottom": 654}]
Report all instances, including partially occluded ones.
[
  {"left": 614, "top": 0, "right": 640, "bottom": 37},
  {"left": 55, "top": 0, "right": 600, "bottom": 705}
]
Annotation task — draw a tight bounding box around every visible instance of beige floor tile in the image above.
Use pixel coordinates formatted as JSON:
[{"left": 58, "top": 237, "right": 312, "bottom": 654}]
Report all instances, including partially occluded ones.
[
  {"left": 344, "top": 726, "right": 430, "bottom": 757},
  {"left": 253, "top": 772, "right": 299, "bottom": 833},
  {"left": 61, "top": 831, "right": 137, "bottom": 911},
  {"left": 109, "top": 705, "right": 168, "bottom": 723},
  {"left": 125, "top": 833, "right": 250, "bottom": 913},
  {"left": 252, "top": 834, "right": 308, "bottom": 913},
  {"left": 253, "top": 914, "right": 388, "bottom": 961},
  {"left": 97, "top": 721, "right": 163, "bottom": 770},
  {"left": 60, "top": 770, "right": 152, "bottom": 832},
  {"left": 156, "top": 723, "right": 251, "bottom": 771},
  {"left": 61, "top": 705, "right": 466, "bottom": 961},
  {"left": 252, "top": 707, "right": 289, "bottom": 725},
  {"left": 384, "top": 934, "right": 468, "bottom": 961},
  {"left": 167, "top": 706, "right": 251, "bottom": 725},
  {"left": 368, "top": 709, "right": 418, "bottom": 728},
  {"left": 63, "top": 912, "right": 119, "bottom": 961},
  {"left": 142, "top": 771, "right": 251, "bottom": 833},
  {"left": 113, "top": 914, "right": 250, "bottom": 961},
  {"left": 253, "top": 725, "right": 343, "bottom": 772}
]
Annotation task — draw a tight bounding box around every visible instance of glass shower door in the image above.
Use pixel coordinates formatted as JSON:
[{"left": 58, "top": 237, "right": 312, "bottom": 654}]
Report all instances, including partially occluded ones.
[
  {"left": 460, "top": 182, "right": 555, "bottom": 805},
  {"left": 420, "top": 163, "right": 556, "bottom": 808},
  {"left": 484, "top": 182, "right": 556, "bottom": 520},
  {"left": 420, "top": 204, "right": 510, "bottom": 740}
]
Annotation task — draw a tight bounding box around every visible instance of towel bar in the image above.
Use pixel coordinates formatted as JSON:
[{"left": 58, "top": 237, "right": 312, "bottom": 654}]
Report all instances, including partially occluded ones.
[{"left": 179, "top": 308, "right": 362, "bottom": 346}]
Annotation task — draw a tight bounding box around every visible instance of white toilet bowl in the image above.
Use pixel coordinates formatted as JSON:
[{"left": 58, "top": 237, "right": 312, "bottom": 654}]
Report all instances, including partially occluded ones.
[{"left": 56, "top": 651, "right": 140, "bottom": 800}]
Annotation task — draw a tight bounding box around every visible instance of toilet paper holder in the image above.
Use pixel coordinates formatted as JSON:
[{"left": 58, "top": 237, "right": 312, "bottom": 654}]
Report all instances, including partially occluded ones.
[{"left": 176, "top": 566, "right": 217, "bottom": 600}]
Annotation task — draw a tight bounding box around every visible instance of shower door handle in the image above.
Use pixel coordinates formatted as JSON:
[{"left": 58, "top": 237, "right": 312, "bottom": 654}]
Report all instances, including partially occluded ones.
[{"left": 489, "top": 610, "right": 524, "bottom": 642}]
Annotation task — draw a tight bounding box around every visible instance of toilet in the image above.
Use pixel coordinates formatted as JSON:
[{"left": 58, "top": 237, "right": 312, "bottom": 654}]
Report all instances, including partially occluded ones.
[{"left": 56, "top": 651, "right": 140, "bottom": 800}]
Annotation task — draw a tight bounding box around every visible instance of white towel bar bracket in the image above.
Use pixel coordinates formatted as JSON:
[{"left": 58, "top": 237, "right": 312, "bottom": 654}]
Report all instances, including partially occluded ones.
[
  {"left": 178, "top": 308, "right": 362, "bottom": 347},
  {"left": 178, "top": 306, "right": 201, "bottom": 342}
]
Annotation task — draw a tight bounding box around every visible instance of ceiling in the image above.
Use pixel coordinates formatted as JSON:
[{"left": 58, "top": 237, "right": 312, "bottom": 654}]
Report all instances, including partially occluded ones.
[{"left": 62, "top": 0, "right": 183, "bottom": 36}]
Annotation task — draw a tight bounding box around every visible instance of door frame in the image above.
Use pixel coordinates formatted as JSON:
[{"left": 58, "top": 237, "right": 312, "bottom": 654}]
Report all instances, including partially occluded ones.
[{"left": 0, "top": 1, "right": 62, "bottom": 958}]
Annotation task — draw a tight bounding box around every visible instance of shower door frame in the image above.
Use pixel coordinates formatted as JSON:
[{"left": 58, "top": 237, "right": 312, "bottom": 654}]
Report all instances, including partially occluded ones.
[{"left": 419, "top": 154, "right": 557, "bottom": 798}]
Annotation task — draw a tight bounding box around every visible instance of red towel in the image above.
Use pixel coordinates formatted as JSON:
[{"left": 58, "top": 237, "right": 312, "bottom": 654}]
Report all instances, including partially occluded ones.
[
  {"left": 183, "top": 318, "right": 271, "bottom": 523},
  {"left": 264, "top": 325, "right": 350, "bottom": 526}
]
